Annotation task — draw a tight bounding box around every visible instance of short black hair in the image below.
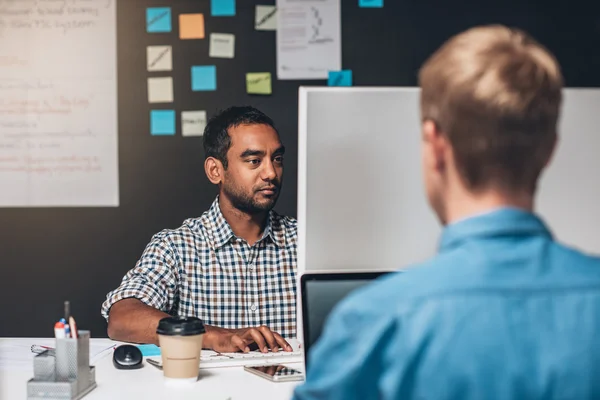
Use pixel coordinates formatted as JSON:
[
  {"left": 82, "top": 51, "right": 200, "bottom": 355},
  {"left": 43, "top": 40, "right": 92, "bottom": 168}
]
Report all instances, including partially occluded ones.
[{"left": 203, "top": 106, "right": 278, "bottom": 169}]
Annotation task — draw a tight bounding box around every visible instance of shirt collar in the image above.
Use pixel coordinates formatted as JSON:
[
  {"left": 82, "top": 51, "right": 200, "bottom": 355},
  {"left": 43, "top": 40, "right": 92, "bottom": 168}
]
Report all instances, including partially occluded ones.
[
  {"left": 266, "top": 210, "right": 287, "bottom": 248},
  {"left": 439, "top": 207, "right": 553, "bottom": 253},
  {"left": 206, "top": 196, "right": 285, "bottom": 249}
]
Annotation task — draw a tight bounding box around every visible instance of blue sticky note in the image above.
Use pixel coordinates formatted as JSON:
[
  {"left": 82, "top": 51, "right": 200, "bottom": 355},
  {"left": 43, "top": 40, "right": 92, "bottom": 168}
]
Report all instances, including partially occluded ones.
[
  {"left": 211, "top": 0, "right": 236, "bottom": 16},
  {"left": 328, "top": 70, "right": 353, "bottom": 87},
  {"left": 137, "top": 344, "right": 161, "bottom": 357},
  {"left": 150, "top": 110, "right": 176, "bottom": 135},
  {"left": 359, "top": 0, "right": 383, "bottom": 7},
  {"left": 146, "top": 7, "right": 172, "bottom": 33},
  {"left": 191, "top": 66, "right": 217, "bottom": 91}
]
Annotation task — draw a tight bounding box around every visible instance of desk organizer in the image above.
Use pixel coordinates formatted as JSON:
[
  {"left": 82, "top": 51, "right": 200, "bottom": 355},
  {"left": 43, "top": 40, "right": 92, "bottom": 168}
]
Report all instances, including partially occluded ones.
[{"left": 27, "top": 331, "right": 97, "bottom": 400}]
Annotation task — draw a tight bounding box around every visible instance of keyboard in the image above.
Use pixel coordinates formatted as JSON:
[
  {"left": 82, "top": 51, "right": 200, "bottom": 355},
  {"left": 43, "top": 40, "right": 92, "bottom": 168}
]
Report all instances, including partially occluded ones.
[
  {"left": 139, "top": 339, "right": 304, "bottom": 369},
  {"left": 199, "top": 349, "right": 302, "bottom": 368},
  {"left": 145, "top": 349, "right": 302, "bottom": 369}
]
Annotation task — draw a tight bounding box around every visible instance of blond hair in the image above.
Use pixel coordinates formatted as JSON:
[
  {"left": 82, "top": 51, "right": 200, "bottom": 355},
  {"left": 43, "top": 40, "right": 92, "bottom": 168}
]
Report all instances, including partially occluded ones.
[{"left": 419, "top": 25, "right": 563, "bottom": 192}]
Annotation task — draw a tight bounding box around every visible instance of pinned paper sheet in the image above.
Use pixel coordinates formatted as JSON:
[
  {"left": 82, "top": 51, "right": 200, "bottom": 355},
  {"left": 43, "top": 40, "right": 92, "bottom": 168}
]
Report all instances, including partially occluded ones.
[
  {"left": 328, "top": 70, "right": 353, "bottom": 86},
  {"left": 277, "top": 0, "right": 341, "bottom": 80},
  {"left": 146, "top": 7, "right": 172, "bottom": 33},
  {"left": 150, "top": 110, "right": 176, "bottom": 136},
  {"left": 147, "top": 46, "right": 172, "bottom": 71},
  {"left": 209, "top": 33, "right": 235, "bottom": 58},
  {"left": 255, "top": 5, "right": 277, "bottom": 31},
  {"left": 182, "top": 111, "right": 207, "bottom": 137},
  {"left": 211, "top": 0, "right": 236, "bottom": 16},
  {"left": 191, "top": 66, "right": 217, "bottom": 91},
  {"left": 359, "top": 0, "right": 383, "bottom": 7},
  {"left": 246, "top": 72, "right": 272, "bottom": 95},
  {"left": 147, "top": 77, "right": 174, "bottom": 103},
  {"left": 179, "top": 13, "right": 205, "bottom": 39}
]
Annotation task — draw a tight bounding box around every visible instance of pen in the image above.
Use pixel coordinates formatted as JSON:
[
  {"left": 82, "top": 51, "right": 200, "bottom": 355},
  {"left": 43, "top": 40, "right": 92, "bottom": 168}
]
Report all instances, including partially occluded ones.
[
  {"left": 31, "top": 345, "right": 55, "bottom": 356},
  {"left": 64, "top": 301, "right": 70, "bottom": 323}
]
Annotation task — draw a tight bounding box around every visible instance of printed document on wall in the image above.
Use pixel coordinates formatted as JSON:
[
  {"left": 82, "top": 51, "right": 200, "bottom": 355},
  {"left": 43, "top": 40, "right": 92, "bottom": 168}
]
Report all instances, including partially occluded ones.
[
  {"left": 276, "top": 0, "right": 341, "bottom": 80},
  {"left": 0, "top": 0, "right": 119, "bottom": 206}
]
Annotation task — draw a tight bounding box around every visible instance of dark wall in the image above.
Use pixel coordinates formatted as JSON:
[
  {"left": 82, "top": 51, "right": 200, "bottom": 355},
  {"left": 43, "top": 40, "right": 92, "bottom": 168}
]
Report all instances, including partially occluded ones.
[{"left": 1, "top": 0, "right": 599, "bottom": 337}]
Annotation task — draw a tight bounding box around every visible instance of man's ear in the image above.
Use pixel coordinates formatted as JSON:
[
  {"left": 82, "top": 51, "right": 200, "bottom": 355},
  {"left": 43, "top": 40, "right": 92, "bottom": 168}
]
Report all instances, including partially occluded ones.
[
  {"left": 205, "top": 157, "right": 224, "bottom": 184},
  {"left": 422, "top": 119, "right": 448, "bottom": 172}
]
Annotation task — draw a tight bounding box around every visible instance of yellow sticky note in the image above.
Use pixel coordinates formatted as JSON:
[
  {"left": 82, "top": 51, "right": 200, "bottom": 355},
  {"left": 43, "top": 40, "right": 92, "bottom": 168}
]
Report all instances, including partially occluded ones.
[
  {"left": 246, "top": 72, "right": 272, "bottom": 95},
  {"left": 179, "top": 13, "right": 205, "bottom": 39}
]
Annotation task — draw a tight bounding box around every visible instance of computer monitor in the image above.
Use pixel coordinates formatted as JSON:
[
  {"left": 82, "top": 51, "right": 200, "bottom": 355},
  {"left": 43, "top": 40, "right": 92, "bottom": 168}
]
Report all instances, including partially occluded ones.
[
  {"left": 297, "top": 87, "right": 441, "bottom": 274},
  {"left": 300, "top": 271, "right": 390, "bottom": 368}
]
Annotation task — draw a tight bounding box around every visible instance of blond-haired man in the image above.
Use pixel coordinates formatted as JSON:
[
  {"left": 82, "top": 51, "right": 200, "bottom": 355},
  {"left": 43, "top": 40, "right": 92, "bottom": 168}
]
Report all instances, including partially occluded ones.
[{"left": 293, "top": 25, "right": 600, "bottom": 400}]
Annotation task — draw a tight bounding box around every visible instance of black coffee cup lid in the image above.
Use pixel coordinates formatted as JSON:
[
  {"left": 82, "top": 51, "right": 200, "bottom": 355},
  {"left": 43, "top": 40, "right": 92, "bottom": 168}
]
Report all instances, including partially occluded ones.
[{"left": 156, "top": 317, "right": 206, "bottom": 336}]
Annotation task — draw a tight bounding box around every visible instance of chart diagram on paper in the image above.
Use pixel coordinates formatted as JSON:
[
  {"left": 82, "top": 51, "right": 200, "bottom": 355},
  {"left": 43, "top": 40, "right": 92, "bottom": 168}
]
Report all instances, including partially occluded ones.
[
  {"left": 0, "top": 0, "right": 119, "bottom": 206},
  {"left": 276, "top": 0, "right": 341, "bottom": 80}
]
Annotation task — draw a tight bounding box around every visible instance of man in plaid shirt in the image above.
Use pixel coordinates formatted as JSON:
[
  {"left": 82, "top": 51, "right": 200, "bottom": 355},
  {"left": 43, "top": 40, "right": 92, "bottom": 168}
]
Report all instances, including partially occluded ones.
[{"left": 102, "top": 106, "right": 297, "bottom": 353}]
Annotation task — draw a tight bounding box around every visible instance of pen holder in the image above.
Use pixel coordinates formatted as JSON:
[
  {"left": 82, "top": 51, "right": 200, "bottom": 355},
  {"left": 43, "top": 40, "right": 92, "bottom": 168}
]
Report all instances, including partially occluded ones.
[{"left": 27, "top": 331, "right": 97, "bottom": 400}]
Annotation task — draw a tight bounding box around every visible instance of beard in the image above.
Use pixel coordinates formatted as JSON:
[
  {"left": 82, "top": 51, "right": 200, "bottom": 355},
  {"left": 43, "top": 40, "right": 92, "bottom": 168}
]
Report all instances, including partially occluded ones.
[{"left": 222, "top": 179, "right": 281, "bottom": 214}]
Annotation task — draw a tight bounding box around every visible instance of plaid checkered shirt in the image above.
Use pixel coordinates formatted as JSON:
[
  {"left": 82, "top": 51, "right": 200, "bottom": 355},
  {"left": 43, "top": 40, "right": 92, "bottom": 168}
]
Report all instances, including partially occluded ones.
[{"left": 101, "top": 196, "right": 298, "bottom": 338}]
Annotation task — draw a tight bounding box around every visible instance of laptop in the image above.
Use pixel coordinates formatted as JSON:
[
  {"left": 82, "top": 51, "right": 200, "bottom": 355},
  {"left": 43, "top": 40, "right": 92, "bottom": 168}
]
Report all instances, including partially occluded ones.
[{"left": 300, "top": 271, "right": 391, "bottom": 368}]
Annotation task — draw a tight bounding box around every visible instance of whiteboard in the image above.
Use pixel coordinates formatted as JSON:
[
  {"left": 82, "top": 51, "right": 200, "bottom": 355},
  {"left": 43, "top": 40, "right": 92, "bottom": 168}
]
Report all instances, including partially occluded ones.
[
  {"left": 0, "top": 0, "right": 119, "bottom": 207},
  {"left": 298, "top": 87, "right": 600, "bottom": 273}
]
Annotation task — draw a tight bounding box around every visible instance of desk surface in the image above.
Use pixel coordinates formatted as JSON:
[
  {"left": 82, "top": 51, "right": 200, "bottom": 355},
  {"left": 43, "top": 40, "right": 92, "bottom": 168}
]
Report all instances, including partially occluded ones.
[{"left": 0, "top": 338, "right": 302, "bottom": 400}]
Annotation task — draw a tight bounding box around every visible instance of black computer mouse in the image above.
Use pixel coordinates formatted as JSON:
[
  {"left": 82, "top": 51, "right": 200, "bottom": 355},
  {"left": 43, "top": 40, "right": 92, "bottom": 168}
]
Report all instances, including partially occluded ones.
[{"left": 113, "top": 344, "right": 143, "bottom": 369}]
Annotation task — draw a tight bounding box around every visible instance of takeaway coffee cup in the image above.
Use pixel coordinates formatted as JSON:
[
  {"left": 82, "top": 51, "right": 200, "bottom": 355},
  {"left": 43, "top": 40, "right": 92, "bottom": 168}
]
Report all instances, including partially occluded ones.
[{"left": 156, "top": 317, "right": 205, "bottom": 384}]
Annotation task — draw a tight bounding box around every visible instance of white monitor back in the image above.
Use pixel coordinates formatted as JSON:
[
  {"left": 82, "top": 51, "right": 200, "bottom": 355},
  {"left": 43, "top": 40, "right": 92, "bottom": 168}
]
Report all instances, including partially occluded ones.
[
  {"left": 298, "top": 87, "right": 438, "bottom": 273},
  {"left": 297, "top": 87, "right": 600, "bottom": 274}
]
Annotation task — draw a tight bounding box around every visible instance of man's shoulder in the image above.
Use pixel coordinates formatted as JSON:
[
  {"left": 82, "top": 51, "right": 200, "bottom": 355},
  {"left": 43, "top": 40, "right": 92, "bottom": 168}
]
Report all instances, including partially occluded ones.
[
  {"left": 335, "top": 251, "right": 471, "bottom": 318},
  {"left": 546, "top": 240, "right": 600, "bottom": 279},
  {"left": 148, "top": 217, "right": 208, "bottom": 247},
  {"left": 270, "top": 211, "right": 298, "bottom": 239},
  {"left": 552, "top": 240, "right": 600, "bottom": 264},
  {"left": 340, "top": 241, "right": 600, "bottom": 320},
  {"left": 276, "top": 214, "right": 298, "bottom": 231}
]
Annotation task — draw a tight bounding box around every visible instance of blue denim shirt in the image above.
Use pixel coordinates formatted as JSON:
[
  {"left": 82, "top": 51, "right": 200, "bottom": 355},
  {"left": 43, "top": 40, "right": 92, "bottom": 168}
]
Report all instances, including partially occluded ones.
[{"left": 293, "top": 208, "right": 600, "bottom": 400}]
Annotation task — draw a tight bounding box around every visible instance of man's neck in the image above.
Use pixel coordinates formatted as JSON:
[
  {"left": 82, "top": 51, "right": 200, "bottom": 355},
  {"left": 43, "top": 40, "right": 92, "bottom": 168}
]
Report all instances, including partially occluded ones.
[
  {"left": 444, "top": 187, "right": 534, "bottom": 225},
  {"left": 218, "top": 195, "right": 268, "bottom": 246}
]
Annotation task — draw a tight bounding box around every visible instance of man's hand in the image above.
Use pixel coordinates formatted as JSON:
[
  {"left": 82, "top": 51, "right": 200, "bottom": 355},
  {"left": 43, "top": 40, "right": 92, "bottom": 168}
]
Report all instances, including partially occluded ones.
[{"left": 203, "top": 325, "right": 293, "bottom": 353}]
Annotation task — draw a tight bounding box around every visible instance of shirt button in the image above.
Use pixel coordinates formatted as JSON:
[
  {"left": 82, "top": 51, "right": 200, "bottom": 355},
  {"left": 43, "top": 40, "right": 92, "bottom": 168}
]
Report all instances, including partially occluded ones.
[
  {"left": 250, "top": 304, "right": 257, "bottom": 312},
  {"left": 248, "top": 263, "right": 254, "bottom": 270}
]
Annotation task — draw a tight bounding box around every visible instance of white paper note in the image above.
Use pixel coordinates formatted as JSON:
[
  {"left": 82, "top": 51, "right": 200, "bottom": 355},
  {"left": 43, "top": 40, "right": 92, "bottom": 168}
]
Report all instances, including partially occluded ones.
[
  {"left": 147, "top": 77, "right": 174, "bottom": 103},
  {"left": 0, "top": 340, "right": 116, "bottom": 372},
  {"left": 255, "top": 5, "right": 277, "bottom": 31},
  {"left": 276, "top": 0, "right": 341, "bottom": 80},
  {"left": 181, "top": 111, "right": 207, "bottom": 136},
  {"left": 147, "top": 46, "right": 173, "bottom": 71},
  {"left": 209, "top": 33, "right": 235, "bottom": 59},
  {"left": 0, "top": 0, "right": 119, "bottom": 207}
]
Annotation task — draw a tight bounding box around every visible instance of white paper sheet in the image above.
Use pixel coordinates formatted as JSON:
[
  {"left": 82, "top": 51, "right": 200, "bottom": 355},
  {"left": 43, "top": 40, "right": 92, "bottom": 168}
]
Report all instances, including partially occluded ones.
[
  {"left": 0, "top": 0, "right": 119, "bottom": 207},
  {"left": 0, "top": 340, "right": 116, "bottom": 371},
  {"left": 276, "top": 0, "right": 341, "bottom": 80}
]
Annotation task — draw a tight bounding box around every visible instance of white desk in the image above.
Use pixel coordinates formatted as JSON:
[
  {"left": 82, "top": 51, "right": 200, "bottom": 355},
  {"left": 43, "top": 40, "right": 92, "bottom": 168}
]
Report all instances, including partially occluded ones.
[{"left": 0, "top": 338, "right": 303, "bottom": 400}]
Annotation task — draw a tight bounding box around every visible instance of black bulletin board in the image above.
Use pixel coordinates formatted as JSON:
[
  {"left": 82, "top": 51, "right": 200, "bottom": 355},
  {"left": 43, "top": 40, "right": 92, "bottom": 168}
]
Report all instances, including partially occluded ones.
[{"left": 1, "top": 0, "right": 599, "bottom": 337}]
